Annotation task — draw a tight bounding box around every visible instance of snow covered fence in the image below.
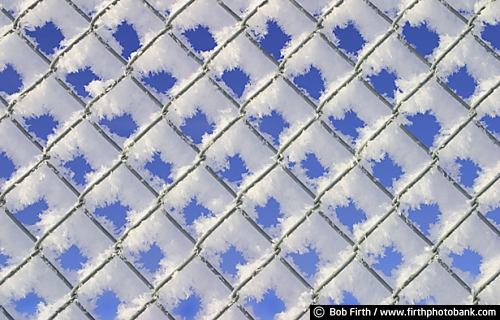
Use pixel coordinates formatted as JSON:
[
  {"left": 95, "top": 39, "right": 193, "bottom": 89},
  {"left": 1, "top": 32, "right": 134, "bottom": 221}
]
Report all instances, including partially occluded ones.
[{"left": 0, "top": 0, "right": 500, "bottom": 319}]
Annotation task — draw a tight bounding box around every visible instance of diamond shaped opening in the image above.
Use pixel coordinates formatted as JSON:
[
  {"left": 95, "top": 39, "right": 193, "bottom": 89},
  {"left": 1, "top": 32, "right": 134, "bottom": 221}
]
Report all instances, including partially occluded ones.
[
  {"left": 293, "top": 66, "right": 324, "bottom": 100},
  {"left": 246, "top": 290, "right": 285, "bottom": 320},
  {"left": 180, "top": 110, "right": 214, "bottom": 144},
  {"left": 112, "top": 21, "right": 140, "bottom": 60},
  {"left": 0, "top": 152, "right": 15, "bottom": 180},
  {"left": 402, "top": 22, "right": 439, "bottom": 57},
  {"left": 255, "top": 110, "right": 289, "bottom": 145},
  {"left": 330, "top": 291, "right": 360, "bottom": 305},
  {"left": 14, "top": 198, "right": 48, "bottom": 225},
  {"left": 220, "top": 245, "right": 246, "bottom": 275},
  {"left": 138, "top": 243, "right": 164, "bottom": 273},
  {"left": 258, "top": 20, "right": 291, "bottom": 61},
  {"left": 217, "top": 154, "right": 249, "bottom": 186},
  {"left": 482, "top": 23, "right": 500, "bottom": 50},
  {"left": 99, "top": 113, "right": 138, "bottom": 138},
  {"left": 333, "top": 22, "right": 366, "bottom": 55},
  {"left": 182, "top": 198, "right": 210, "bottom": 226},
  {"left": 141, "top": 70, "right": 177, "bottom": 94},
  {"left": 66, "top": 67, "right": 100, "bottom": 98},
  {"left": 24, "top": 114, "right": 59, "bottom": 141},
  {"left": 256, "top": 197, "right": 282, "bottom": 229},
  {"left": 0, "top": 64, "right": 23, "bottom": 95},
  {"left": 172, "top": 293, "right": 201, "bottom": 320},
  {"left": 24, "top": 21, "right": 64, "bottom": 55},
  {"left": 372, "top": 154, "right": 403, "bottom": 189},
  {"left": 64, "top": 155, "right": 93, "bottom": 185},
  {"left": 456, "top": 158, "right": 481, "bottom": 188},
  {"left": 368, "top": 69, "right": 397, "bottom": 100},
  {"left": 329, "top": 110, "right": 365, "bottom": 139},
  {"left": 405, "top": 111, "right": 441, "bottom": 148},
  {"left": 14, "top": 292, "right": 46, "bottom": 317},
  {"left": 220, "top": 68, "right": 250, "bottom": 98},
  {"left": 145, "top": 152, "right": 173, "bottom": 184},
  {"left": 480, "top": 114, "right": 500, "bottom": 135},
  {"left": 334, "top": 200, "right": 367, "bottom": 233},
  {"left": 94, "top": 290, "right": 120, "bottom": 320},
  {"left": 94, "top": 201, "right": 129, "bottom": 231},
  {"left": 446, "top": 66, "right": 476, "bottom": 99},
  {"left": 288, "top": 246, "right": 320, "bottom": 277},
  {"left": 484, "top": 206, "right": 500, "bottom": 225},
  {"left": 183, "top": 25, "right": 216, "bottom": 52},
  {"left": 371, "top": 245, "right": 403, "bottom": 277},
  {"left": 58, "top": 244, "right": 88, "bottom": 270},
  {"left": 301, "top": 153, "right": 327, "bottom": 179},
  {"left": 407, "top": 203, "right": 440, "bottom": 236},
  {"left": 450, "top": 248, "right": 482, "bottom": 277}
]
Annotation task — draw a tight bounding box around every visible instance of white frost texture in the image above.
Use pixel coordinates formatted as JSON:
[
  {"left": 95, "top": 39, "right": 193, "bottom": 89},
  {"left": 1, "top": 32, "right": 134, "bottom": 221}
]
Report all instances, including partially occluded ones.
[{"left": 0, "top": 0, "right": 500, "bottom": 319}]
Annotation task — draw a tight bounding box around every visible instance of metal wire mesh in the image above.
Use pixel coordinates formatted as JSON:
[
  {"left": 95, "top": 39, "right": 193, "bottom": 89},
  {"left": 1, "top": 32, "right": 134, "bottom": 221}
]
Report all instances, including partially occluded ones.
[{"left": 0, "top": 0, "right": 499, "bottom": 318}]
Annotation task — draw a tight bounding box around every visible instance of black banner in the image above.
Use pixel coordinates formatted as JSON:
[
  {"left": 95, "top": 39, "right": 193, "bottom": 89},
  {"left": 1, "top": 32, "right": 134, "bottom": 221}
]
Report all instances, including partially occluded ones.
[{"left": 310, "top": 305, "right": 499, "bottom": 319}]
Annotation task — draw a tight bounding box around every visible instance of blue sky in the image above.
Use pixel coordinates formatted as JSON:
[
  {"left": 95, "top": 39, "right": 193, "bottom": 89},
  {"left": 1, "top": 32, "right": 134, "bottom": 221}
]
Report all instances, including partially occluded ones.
[{"left": 1, "top": 9, "right": 500, "bottom": 320}]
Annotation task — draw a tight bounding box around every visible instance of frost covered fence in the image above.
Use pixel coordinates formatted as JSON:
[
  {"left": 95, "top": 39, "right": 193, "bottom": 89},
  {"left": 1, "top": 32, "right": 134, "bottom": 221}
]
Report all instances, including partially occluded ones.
[{"left": 0, "top": 0, "right": 500, "bottom": 319}]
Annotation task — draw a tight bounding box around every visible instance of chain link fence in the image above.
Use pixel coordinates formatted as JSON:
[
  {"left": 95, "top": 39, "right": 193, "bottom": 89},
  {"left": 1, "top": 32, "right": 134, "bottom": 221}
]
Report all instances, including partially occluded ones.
[{"left": 0, "top": 0, "right": 499, "bottom": 318}]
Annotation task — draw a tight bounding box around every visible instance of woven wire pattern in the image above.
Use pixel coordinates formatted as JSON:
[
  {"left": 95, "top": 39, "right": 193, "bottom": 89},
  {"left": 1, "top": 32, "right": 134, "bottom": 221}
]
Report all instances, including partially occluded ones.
[{"left": 0, "top": 0, "right": 500, "bottom": 318}]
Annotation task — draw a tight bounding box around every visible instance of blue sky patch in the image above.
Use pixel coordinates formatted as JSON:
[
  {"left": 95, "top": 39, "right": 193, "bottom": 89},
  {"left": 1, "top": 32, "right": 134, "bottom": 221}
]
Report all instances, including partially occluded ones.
[
  {"left": 255, "top": 110, "right": 289, "bottom": 145},
  {"left": 333, "top": 23, "right": 365, "bottom": 55},
  {"left": 301, "top": 153, "right": 327, "bottom": 179},
  {"left": 371, "top": 245, "right": 403, "bottom": 277},
  {"left": 93, "top": 202, "right": 129, "bottom": 231},
  {"left": 182, "top": 198, "right": 210, "bottom": 226},
  {"left": 112, "top": 22, "right": 140, "bottom": 60},
  {"left": 99, "top": 113, "right": 138, "bottom": 138},
  {"left": 329, "top": 110, "right": 365, "bottom": 139},
  {"left": 94, "top": 291, "right": 120, "bottom": 320},
  {"left": 450, "top": 248, "right": 482, "bottom": 277},
  {"left": 0, "top": 64, "right": 23, "bottom": 95},
  {"left": 25, "top": 21, "right": 64, "bottom": 55},
  {"left": 247, "top": 290, "right": 285, "bottom": 319},
  {"left": 334, "top": 201, "right": 367, "bottom": 233},
  {"left": 14, "top": 292, "right": 46, "bottom": 317},
  {"left": 141, "top": 70, "right": 176, "bottom": 94},
  {"left": 456, "top": 158, "right": 481, "bottom": 188},
  {"left": 63, "top": 155, "right": 93, "bottom": 185},
  {"left": 65, "top": 67, "right": 100, "bottom": 98},
  {"left": 368, "top": 69, "right": 397, "bottom": 100},
  {"left": 180, "top": 110, "right": 214, "bottom": 144},
  {"left": 372, "top": 155, "right": 403, "bottom": 189},
  {"left": 258, "top": 20, "right": 290, "bottom": 61},
  {"left": 407, "top": 203, "right": 440, "bottom": 236},
  {"left": 14, "top": 198, "right": 48, "bottom": 225},
  {"left": 172, "top": 294, "right": 201, "bottom": 320},
  {"left": 220, "top": 68, "right": 250, "bottom": 98},
  {"left": 145, "top": 153, "right": 173, "bottom": 184},
  {"left": 220, "top": 246, "right": 246, "bottom": 275},
  {"left": 255, "top": 197, "right": 281, "bottom": 229},
  {"left": 293, "top": 66, "right": 324, "bottom": 100},
  {"left": 402, "top": 22, "right": 439, "bottom": 57},
  {"left": 58, "top": 244, "right": 88, "bottom": 270},
  {"left": 138, "top": 243, "right": 164, "bottom": 273},
  {"left": 0, "top": 152, "right": 15, "bottom": 180},
  {"left": 405, "top": 111, "right": 441, "bottom": 148},
  {"left": 217, "top": 154, "right": 248, "bottom": 186},
  {"left": 24, "top": 114, "right": 58, "bottom": 141},
  {"left": 288, "top": 246, "right": 319, "bottom": 277},
  {"left": 183, "top": 25, "right": 217, "bottom": 52},
  {"left": 446, "top": 66, "right": 476, "bottom": 99}
]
